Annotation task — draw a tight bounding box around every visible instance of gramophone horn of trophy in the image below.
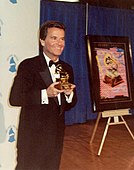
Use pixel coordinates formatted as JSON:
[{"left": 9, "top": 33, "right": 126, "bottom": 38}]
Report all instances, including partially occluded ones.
[{"left": 54, "top": 64, "right": 72, "bottom": 90}]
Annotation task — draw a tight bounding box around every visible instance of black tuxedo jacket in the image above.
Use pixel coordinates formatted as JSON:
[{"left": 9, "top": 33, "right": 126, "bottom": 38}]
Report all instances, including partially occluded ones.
[{"left": 9, "top": 53, "right": 77, "bottom": 169}]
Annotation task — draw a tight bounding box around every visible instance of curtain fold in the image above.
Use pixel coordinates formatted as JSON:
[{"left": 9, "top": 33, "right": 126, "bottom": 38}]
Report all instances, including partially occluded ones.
[{"left": 40, "top": 1, "right": 134, "bottom": 124}]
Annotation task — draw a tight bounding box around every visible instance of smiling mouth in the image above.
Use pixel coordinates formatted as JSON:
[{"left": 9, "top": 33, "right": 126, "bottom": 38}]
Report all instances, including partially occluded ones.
[{"left": 55, "top": 47, "right": 63, "bottom": 51}]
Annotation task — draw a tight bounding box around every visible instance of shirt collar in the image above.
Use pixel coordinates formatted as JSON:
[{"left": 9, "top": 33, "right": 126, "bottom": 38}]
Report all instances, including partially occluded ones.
[{"left": 43, "top": 52, "right": 59, "bottom": 67}]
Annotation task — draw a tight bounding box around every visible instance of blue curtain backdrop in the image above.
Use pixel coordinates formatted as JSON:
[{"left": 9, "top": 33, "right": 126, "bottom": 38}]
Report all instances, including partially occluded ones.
[
  {"left": 40, "top": 0, "right": 95, "bottom": 125},
  {"left": 40, "top": 1, "right": 134, "bottom": 125}
]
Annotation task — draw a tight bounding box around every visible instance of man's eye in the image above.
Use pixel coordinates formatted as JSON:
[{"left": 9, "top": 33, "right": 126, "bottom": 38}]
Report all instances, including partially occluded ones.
[
  {"left": 51, "top": 36, "right": 57, "bottom": 40},
  {"left": 61, "top": 38, "right": 65, "bottom": 41}
]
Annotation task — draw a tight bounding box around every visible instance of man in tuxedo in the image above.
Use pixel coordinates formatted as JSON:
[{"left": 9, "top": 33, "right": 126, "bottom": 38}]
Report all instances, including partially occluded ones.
[{"left": 9, "top": 21, "right": 77, "bottom": 170}]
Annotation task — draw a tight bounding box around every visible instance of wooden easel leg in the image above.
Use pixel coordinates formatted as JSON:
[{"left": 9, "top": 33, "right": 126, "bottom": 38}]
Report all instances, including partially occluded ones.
[
  {"left": 90, "top": 112, "right": 101, "bottom": 144},
  {"left": 97, "top": 117, "right": 111, "bottom": 156},
  {"left": 120, "top": 116, "right": 134, "bottom": 140}
]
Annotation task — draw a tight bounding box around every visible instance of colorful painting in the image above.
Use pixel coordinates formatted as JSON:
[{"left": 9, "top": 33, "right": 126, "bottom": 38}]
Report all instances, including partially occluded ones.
[{"left": 86, "top": 35, "right": 134, "bottom": 112}]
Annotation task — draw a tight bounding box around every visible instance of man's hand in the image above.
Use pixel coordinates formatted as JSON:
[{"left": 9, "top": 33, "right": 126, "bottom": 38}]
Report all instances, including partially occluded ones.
[
  {"left": 63, "top": 84, "right": 76, "bottom": 96},
  {"left": 46, "top": 82, "right": 64, "bottom": 97}
]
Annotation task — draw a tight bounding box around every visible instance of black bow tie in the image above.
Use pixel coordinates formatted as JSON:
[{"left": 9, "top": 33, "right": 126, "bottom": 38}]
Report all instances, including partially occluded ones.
[{"left": 49, "top": 60, "right": 60, "bottom": 67}]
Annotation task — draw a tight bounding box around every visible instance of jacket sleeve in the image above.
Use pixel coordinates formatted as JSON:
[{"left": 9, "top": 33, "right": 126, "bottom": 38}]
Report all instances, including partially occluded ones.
[
  {"left": 9, "top": 60, "right": 41, "bottom": 106},
  {"left": 64, "top": 64, "right": 77, "bottom": 111}
]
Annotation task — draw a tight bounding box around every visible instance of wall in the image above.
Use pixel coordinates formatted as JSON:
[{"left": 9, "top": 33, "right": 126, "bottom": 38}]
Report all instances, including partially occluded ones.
[{"left": 0, "top": 0, "right": 40, "bottom": 169}]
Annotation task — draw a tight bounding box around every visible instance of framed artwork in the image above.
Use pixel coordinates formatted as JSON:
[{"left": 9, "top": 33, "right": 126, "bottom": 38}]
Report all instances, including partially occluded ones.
[{"left": 86, "top": 35, "right": 134, "bottom": 112}]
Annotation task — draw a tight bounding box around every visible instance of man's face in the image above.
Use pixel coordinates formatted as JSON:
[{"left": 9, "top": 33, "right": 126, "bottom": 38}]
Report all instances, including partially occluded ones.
[{"left": 40, "top": 27, "right": 65, "bottom": 60}]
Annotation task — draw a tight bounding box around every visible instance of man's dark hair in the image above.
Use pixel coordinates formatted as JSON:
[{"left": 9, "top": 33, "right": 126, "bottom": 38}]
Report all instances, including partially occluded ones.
[{"left": 40, "top": 20, "right": 66, "bottom": 40}]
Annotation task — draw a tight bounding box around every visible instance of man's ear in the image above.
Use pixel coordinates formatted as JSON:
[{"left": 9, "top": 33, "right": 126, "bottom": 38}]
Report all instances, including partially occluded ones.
[{"left": 40, "top": 39, "right": 45, "bottom": 47}]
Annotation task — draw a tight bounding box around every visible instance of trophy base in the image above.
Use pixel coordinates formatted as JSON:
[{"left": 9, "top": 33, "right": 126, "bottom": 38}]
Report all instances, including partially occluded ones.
[
  {"left": 103, "top": 75, "right": 124, "bottom": 87},
  {"left": 55, "top": 82, "right": 72, "bottom": 90}
]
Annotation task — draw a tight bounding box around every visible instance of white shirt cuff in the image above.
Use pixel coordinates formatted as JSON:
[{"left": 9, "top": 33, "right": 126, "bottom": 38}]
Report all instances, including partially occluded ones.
[
  {"left": 41, "top": 89, "right": 48, "bottom": 104},
  {"left": 65, "top": 91, "right": 74, "bottom": 103}
]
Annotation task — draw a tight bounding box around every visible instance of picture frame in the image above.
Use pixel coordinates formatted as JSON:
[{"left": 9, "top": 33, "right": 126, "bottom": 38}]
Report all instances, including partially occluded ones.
[{"left": 86, "top": 35, "right": 134, "bottom": 112}]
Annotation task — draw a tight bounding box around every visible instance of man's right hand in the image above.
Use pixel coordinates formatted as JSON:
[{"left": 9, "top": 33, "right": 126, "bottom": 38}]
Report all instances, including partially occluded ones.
[{"left": 46, "top": 82, "right": 64, "bottom": 97}]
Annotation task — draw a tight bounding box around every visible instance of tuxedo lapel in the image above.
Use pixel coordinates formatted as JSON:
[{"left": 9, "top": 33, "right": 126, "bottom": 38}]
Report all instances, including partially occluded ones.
[
  {"left": 39, "top": 54, "right": 59, "bottom": 105},
  {"left": 39, "top": 70, "right": 52, "bottom": 88}
]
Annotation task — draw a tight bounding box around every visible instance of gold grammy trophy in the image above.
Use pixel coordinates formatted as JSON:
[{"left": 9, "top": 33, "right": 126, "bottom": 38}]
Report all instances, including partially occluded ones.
[{"left": 55, "top": 64, "right": 72, "bottom": 90}]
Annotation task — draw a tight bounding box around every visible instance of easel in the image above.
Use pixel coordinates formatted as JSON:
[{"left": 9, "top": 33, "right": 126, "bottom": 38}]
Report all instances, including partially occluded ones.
[{"left": 90, "top": 109, "right": 134, "bottom": 156}]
